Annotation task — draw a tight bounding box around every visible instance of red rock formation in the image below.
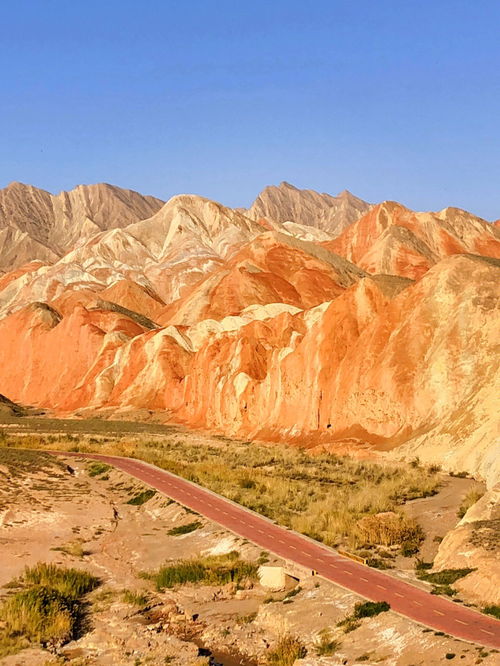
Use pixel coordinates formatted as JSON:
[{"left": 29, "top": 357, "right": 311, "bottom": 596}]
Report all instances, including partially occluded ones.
[
  {"left": 0, "top": 184, "right": 498, "bottom": 487},
  {"left": 324, "top": 202, "right": 500, "bottom": 279}
]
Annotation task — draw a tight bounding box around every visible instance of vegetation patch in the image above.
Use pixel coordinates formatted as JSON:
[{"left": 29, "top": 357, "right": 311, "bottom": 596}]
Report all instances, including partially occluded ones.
[
  {"left": 1, "top": 434, "right": 440, "bottom": 549},
  {"left": 315, "top": 629, "right": 340, "bottom": 656},
  {"left": 417, "top": 568, "right": 475, "bottom": 585},
  {"left": 87, "top": 462, "right": 111, "bottom": 477},
  {"left": 482, "top": 605, "right": 500, "bottom": 619},
  {"left": 127, "top": 489, "right": 156, "bottom": 505},
  {"left": 142, "top": 551, "right": 258, "bottom": 590},
  {"left": 266, "top": 635, "right": 307, "bottom": 665},
  {"left": 0, "top": 563, "right": 99, "bottom": 657},
  {"left": 167, "top": 521, "right": 202, "bottom": 536},
  {"left": 122, "top": 590, "right": 149, "bottom": 607},
  {"left": 457, "top": 489, "right": 484, "bottom": 518},
  {"left": 337, "top": 600, "right": 390, "bottom": 633}
]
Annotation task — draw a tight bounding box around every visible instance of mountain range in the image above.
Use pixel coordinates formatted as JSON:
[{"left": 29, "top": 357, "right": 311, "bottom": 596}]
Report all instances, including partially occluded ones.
[{"left": 0, "top": 180, "right": 498, "bottom": 485}]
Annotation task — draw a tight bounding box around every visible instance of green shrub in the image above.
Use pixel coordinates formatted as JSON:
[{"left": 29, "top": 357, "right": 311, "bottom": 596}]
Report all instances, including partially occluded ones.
[
  {"left": 283, "top": 586, "right": 301, "bottom": 600},
  {"left": 431, "top": 585, "right": 456, "bottom": 597},
  {"left": 266, "top": 635, "right": 307, "bottom": 665},
  {"left": 167, "top": 521, "right": 202, "bottom": 536},
  {"left": 353, "top": 601, "right": 390, "bottom": 618},
  {"left": 417, "top": 568, "right": 474, "bottom": 585},
  {"left": 87, "top": 462, "right": 111, "bottom": 477},
  {"left": 415, "top": 558, "right": 433, "bottom": 571},
  {"left": 483, "top": 605, "right": 500, "bottom": 619},
  {"left": 1, "top": 586, "right": 75, "bottom": 644},
  {"left": 127, "top": 489, "right": 156, "bottom": 505},
  {"left": 337, "top": 600, "right": 390, "bottom": 634},
  {"left": 0, "top": 564, "right": 99, "bottom": 655},
  {"left": 23, "top": 562, "right": 99, "bottom": 598}
]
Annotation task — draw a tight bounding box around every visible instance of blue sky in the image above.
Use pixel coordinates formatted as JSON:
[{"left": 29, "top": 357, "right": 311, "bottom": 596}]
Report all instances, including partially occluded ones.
[{"left": 1, "top": 1, "right": 499, "bottom": 219}]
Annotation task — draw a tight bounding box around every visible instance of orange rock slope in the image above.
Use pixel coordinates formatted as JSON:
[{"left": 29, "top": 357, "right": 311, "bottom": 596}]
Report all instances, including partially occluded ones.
[{"left": 0, "top": 182, "right": 498, "bottom": 485}]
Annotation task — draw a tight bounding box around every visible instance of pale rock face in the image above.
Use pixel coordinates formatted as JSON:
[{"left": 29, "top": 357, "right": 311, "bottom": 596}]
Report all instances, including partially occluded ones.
[
  {"left": 433, "top": 485, "right": 500, "bottom": 604},
  {"left": 0, "top": 182, "right": 164, "bottom": 272},
  {"left": 245, "top": 181, "right": 371, "bottom": 237}
]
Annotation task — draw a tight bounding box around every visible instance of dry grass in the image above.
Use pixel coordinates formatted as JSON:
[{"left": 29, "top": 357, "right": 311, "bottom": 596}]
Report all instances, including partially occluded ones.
[
  {"left": 266, "top": 635, "right": 307, "bottom": 665},
  {"left": 457, "top": 489, "right": 484, "bottom": 518},
  {"left": 0, "top": 431, "right": 440, "bottom": 549}
]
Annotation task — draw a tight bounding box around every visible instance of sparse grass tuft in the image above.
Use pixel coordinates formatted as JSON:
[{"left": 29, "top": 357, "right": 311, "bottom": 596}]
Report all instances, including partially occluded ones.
[
  {"left": 315, "top": 629, "right": 340, "bottom": 656},
  {"left": 127, "top": 489, "right": 156, "bottom": 505},
  {"left": 122, "top": 590, "right": 149, "bottom": 606},
  {"left": 266, "top": 635, "right": 307, "bottom": 665},
  {"left": 457, "top": 490, "right": 484, "bottom": 518},
  {"left": 167, "top": 521, "right": 202, "bottom": 536}
]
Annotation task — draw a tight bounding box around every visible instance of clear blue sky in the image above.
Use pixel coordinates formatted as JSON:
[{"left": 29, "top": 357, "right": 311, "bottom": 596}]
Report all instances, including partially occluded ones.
[{"left": 1, "top": 1, "right": 499, "bottom": 219}]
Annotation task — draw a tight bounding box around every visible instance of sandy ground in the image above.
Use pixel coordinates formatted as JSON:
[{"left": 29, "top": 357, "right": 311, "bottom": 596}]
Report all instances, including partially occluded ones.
[{"left": 0, "top": 450, "right": 498, "bottom": 666}]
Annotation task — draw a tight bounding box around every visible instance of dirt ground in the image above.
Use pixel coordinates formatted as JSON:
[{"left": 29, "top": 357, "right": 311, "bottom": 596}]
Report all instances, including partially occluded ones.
[{"left": 0, "top": 448, "right": 498, "bottom": 666}]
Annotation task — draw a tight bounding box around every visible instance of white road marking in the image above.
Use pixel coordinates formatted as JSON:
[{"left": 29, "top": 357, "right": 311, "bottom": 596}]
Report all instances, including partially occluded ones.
[
  {"left": 433, "top": 610, "right": 445, "bottom": 616},
  {"left": 413, "top": 600, "right": 422, "bottom": 606},
  {"left": 376, "top": 584, "right": 386, "bottom": 590},
  {"left": 395, "top": 592, "right": 404, "bottom": 598},
  {"left": 480, "top": 629, "right": 494, "bottom": 636},
  {"left": 454, "top": 619, "right": 468, "bottom": 626}
]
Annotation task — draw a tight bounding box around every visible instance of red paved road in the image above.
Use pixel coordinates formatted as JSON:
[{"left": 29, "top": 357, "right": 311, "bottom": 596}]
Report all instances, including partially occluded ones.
[{"left": 53, "top": 452, "right": 500, "bottom": 649}]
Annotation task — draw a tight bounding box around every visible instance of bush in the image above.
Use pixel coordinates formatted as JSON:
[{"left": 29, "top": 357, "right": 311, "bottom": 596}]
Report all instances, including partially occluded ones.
[
  {"left": 353, "top": 601, "right": 390, "bottom": 618},
  {"left": 483, "top": 605, "right": 500, "bottom": 619},
  {"left": 431, "top": 585, "right": 456, "bottom": 597},
  {"left": 127, "top": 489, "right": 156, "bottom": 505},
  {"left": 337, "top": 600, "right": 390, "bottom": 633},
  {"left": 23, "top": 562, "right": 99, "bottom": 598},
  {"left": 1, "top": 586, "right": 75, "bottom": 644},
  {"left": 143, "top": 552, "right": 258, "bottom": 590},
  {"left": 167, "top": 521, "right": 202, "bottom": 536},
  {"left": 87, "top": 462, "right": 111, "bottom": 477},
  {"left": 0, "top": 564, "right": 99, "bottom": 655},
  {"left": 415, "top": 558, "right": 433, "bottom": 571},
  {"left": 267, "top": 635, "right": 307, "bottom": 665},
  {"left": 417, "top": 568, "right": 474, "bottom": 585}
]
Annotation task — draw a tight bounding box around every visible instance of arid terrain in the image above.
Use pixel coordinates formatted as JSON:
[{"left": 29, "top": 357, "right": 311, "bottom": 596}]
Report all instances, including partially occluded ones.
[
  {"left": 0, "top": 441, "right": 498, "bottom": 666},
  {"left": 0, "top": 180, "right": 499, "bottom": 664}
]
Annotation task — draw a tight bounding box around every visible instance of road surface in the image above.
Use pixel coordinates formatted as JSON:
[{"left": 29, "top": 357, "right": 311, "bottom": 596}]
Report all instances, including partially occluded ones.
[{"left": 51, "top": 451, "right": 500, "bottom": 649}]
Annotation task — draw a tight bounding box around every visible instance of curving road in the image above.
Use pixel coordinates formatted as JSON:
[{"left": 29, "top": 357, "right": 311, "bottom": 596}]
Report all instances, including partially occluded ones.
[{"left": 51, "top": 451, "right": 500, "bottom": 649}]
